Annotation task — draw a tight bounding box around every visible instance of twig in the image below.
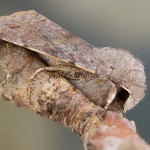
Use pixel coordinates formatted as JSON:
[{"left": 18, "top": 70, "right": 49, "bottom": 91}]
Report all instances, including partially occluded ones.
[{"left": 0, "top": 40, "right": 149, "bottom": 150}]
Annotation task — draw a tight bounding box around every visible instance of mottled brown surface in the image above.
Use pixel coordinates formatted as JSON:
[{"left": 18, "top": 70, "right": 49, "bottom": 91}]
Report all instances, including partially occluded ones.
[
  {"left": 86, "top": 111, "right": 150, "bottom": 150},
  {"left": 0, "top": 40, "right": 103, "bottom": 138},
  {"left": 0, "top": 10, "right": 146, "bottom": 111},
  {"left": 0, "top": 11, "right": 149, "bottom": 150},
  {"left": 0, "top": 40, "right": 150, "bottom": 150}
]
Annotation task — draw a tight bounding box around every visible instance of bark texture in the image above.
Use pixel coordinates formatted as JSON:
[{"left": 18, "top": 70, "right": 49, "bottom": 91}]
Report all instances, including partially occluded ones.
[{"left": 0, "top": 40, "right": 150, "bottom": 150}]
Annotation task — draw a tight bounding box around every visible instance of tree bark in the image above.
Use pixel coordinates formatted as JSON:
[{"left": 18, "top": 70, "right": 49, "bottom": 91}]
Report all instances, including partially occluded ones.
[{"left": 0, "top": 40, "right": 150, "bottom": 150}]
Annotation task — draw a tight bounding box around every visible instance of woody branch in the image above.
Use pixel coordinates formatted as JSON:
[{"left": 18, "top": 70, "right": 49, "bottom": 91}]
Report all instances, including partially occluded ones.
[{"left": 0, "top": 41, "right": 149, "bottom": 150}]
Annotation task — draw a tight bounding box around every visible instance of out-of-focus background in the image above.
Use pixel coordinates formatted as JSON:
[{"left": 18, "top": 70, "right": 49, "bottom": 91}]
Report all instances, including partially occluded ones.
[{"left": 0, "top": 1, "right": 149, "bottom": 150}]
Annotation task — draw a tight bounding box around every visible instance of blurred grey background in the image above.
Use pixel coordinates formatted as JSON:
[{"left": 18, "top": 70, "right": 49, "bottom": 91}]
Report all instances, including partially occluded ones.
[{"left": 0, "top": 0, "right": 149, "bottom": 150}]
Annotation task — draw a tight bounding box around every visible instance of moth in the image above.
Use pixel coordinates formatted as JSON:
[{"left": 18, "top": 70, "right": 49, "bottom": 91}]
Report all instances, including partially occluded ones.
[{"left": 0, "top": 10, "right": 146, "bottom": 112}]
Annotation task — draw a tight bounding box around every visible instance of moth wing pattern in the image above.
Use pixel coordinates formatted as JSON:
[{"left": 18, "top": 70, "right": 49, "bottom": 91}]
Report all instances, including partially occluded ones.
[{"left": 0, "top": 10, "right": 146, "bottom": 111}]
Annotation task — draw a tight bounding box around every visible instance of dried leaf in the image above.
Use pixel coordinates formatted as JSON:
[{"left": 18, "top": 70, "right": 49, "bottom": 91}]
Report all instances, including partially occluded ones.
[{"left": 0, "top": 10, "right": 146, "bottom": 111}]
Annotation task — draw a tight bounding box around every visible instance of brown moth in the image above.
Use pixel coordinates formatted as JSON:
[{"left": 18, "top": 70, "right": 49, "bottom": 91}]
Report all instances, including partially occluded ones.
[{"left": 0, "top": 10, "right": 146, "bottom": 112}]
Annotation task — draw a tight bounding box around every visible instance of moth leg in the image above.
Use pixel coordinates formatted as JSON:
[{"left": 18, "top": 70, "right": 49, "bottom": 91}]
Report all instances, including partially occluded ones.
[{"left": 30, "top": 66, "right": 64, "bottom": 80}]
